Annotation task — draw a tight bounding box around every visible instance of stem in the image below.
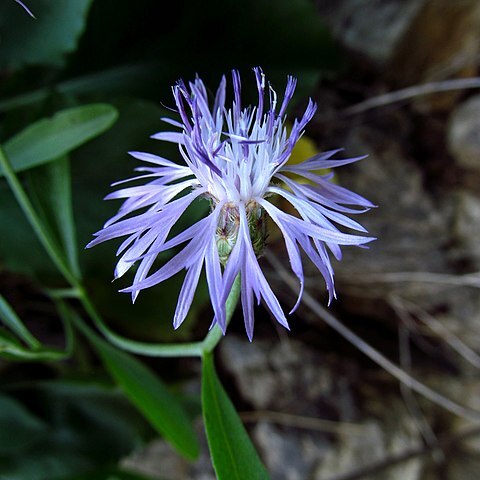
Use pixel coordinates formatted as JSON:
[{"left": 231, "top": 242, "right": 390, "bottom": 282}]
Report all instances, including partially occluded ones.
[
  {"left": 76, "top": 275, "right": 241, "bottom": 357},
  {"left": 78, "top": 288, "right": 203, "bottom": 357}
]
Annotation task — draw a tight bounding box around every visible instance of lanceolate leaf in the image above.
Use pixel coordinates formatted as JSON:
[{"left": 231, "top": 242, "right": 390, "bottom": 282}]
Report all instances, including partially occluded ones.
[
  {"left": 0, "top": 296, "right": 73, "bottom": 361},
  {"left": 0, "top": 294, "right": 39, "bottom": 348},
  {"left": 26, "top": 156, "right": 81, "bottom": 277},
  {"left": 63, "top": 305, "right": 200, "bottom": 460},
  {"left": 94, "top": 338, "right": 200, "bottom": 460},
  {"left": 202, "top": 351, "right": 270, "bottom": 480},
  {"left": 1, "top": 104, "right": 118, "bottom": 175}
]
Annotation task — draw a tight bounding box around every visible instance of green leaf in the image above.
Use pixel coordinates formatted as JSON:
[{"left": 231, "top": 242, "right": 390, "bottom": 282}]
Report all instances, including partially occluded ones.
[
  {"left": 0, "top": 394, "right": 48, "bottom": 454},
  {"left": 0, "top": 381, "right": 151, "bottom": 480},
  {"left": 0, "top": 295, "right": 72, "bottom": 361},
  {"left": 63, "top": 305, "right": 200, "bottom": 460},
  {"left": 53, "top": 468, "right": 161, "bottom": 480},
  {"left": 26, "top": 156, "right": 80, "bottom": 277},
  {"left": 93, "top": 337, "right": 200, "bottom": 460},
  {"left": 0, "top": 341, "right": 71, "bottom": 362},
  {"left": 0, "top": 63, "right": 161, "bottom": 113},
  {"left": 201, "top": 352, "right": 270, "bottom": 480},
  {"left": 2, "top": 104, "right": 118, "bottom": 175},
  {"left": 0, "top": 294, "right": 39, "bottom": 348},
  {"left": 0, "top": 0, "right": 93, "bottom": 69}
]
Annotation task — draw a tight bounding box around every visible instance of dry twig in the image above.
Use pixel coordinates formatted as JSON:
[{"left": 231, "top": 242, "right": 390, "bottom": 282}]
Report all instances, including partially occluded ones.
[{"left": 338, "top": 77, "right": 480, "bottom": 117}]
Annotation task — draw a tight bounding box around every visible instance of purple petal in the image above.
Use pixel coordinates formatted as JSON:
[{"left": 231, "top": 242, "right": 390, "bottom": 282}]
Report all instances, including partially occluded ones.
[
  {"left": 173, "top": 258, "right": 204, "bottom": 329},
  {"left": 151, "top": 131, "right": 186, "bottom": 145}
]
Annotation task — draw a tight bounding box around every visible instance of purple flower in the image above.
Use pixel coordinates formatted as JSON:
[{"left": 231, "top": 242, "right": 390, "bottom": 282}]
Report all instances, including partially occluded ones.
[{"left": 88, "top": 68, "right": 374, "bottom": 339}]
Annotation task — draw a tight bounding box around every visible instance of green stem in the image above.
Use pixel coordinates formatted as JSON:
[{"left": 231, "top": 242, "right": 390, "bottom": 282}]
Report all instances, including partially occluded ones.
[{"left": 76, "top": 275, "right": 241, "bottom": 357}]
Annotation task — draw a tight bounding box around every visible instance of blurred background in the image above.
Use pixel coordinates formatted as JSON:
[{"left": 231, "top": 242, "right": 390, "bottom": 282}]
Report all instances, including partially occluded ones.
[{"left": 1, "top": 0, "right": 480, "bottom": 479}]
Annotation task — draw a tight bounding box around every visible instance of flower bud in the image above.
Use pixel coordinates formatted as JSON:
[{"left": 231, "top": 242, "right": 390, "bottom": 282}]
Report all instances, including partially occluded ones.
[{"left": 215, "top": 201, "right": 267, "bottom": 265}]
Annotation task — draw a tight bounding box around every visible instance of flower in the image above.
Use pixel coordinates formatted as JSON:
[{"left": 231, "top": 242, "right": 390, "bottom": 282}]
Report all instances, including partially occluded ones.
[{"left": 88, "top": 68, "right": 375, "bottom": 340}]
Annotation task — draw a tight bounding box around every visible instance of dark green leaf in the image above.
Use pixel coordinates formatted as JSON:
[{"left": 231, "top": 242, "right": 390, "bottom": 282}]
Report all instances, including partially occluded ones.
[
  {"left": 53, "top": 467, "right": 160, "bottom": 480},
  {"left": 63, "top": 304, "right": 200, "bottom": 460},
  {"left": 201, "top": 352, "right": 270, "bottom": 480},
  {"left": 0, "top": 342, "right": 70, "bottom": 362},
  {"left": 0, "top": 0, "right": 93, "bottom": 69},
  {"left": 26, "top": 156, "right": 80, "bottom": 277},
  {"left": 2, "top": 104, "right": 118, "bottom": 175},
  {"left": 91, "top": 335, "right": 200, "bottom": 460},
  {"left": 0, "top": 294, "right": 39, "bottom": 348},
  {"left": 0, "top": 394, "right": 48, "bottom": 454},
  {"left": 0, "top": 295, "right": 72, "bottom": 361},
  {"left": 0, "top": 180, "right": 58, "bottom": 276},
  {"left": 0, "top": 381, "right": 151, "bottom": 480}
]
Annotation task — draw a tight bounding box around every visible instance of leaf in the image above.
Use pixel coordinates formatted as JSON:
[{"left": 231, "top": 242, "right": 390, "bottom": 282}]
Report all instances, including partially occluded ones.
[
  {"left": 201, "top": 352, "right": 270, "bottom": 480},
  {"left": 63, "top": 304, "right": 200, "bottom": 460},
  {"left": 92, "top": 336, "right": 200, "bottom": 461},
  {"left": 0, "top": 0, "right": 93, "bottom": 69},
  {"left": 0, "top": 340, "right": 70, "bottom": 362},
  {"left": 0, "top": 381, "right": 151, "bottom": 480},
  {"left": 0, "top": 63, "right": 160, "bottom": 112},
  {"left": 0, "top": 394, "right": 48, "bottom": 454},
  {"left": 2, "top": 104, "right": 118, "bottom": 175},
  {"left": 0, "top": 294, "right": 39, "bottom": 348},
  {"left": 0, "top": 295, "right": 72, "bottom": 361},
  {"left": 54, "top": 468, "right": 161, "bottom": 480},
  {"left": 26, "top": 156, "right": 80, "bottom": 277}
]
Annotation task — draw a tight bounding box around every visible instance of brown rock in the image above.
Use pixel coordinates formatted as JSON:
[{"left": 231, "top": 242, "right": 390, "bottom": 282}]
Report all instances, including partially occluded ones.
[
  {"left": 448, "top": 95, "right": 480, "bottom": 171},
  {"left": 388, "top": 0, "right": 480, "bottom": 111}
]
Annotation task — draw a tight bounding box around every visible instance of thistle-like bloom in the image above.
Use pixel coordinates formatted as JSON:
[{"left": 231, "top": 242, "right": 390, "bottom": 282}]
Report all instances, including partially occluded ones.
[{"left": 88, "top": 68, "right": 374, "bottom": 339}]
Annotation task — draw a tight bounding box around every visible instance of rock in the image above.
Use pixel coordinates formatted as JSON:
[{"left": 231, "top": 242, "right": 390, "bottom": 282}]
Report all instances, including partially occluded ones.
[
  {"left": 448, "top": 95, "right": 480, "bottom": 171},
  {"left": 218, "top": 336, "right": 357, "bottom": 418},
  {"left": 316, "top": 0, "right": 424, "bottom": 66},
  {"left": 388, "top": 0, "right": 480, "bottom": 111},
  {"left": 121, "top": 420, "right": 216, "bottom": 480},
  {"left": 447, "top": 456, "right": 480, "bottom": 480},
  {"left": 390, "top": 0, "right": 480, "bottom": 84},
  {"left": 452, "top": 191, "right": 480, "bottom": 265},
  {"left": 121, "top": 439, "right": 190, "bottom": 479},
  {"left": 218, "top": 336, "right": 426, "bottom": 480},
  {"left": 318, "top": 0, "right": 480, "bottom": 111},
  {"left": 218, "top": 336, "right": 362, "bottom": 479},
  {"left": 253, "top": 422, "right": 331, "bottom": 480},
  {"left": 311, "top": 124, "right": 453, "bottom": 321},
  {"left": 313, "top": 400, "right": 423, "bottom": 480}
]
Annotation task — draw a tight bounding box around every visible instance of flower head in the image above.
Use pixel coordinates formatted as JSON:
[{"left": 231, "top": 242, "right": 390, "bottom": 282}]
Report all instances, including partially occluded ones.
[{"left": 88, "top": 68, "right": 375, "bottom": 339}]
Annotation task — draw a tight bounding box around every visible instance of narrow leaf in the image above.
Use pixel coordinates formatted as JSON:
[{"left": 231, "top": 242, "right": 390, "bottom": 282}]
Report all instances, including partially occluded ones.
[
  {"left": 0, "top": 343, "right": 70, "bottom": 361},
  {"left": 0, "top": 294, "right": 40, "bottom": 348},
  {"left": 95, "top": 338, "right": 200, "bottom": 460},
  {"left": 2, "top": 104, "right": 118, "bottom": 175},
  {"left": 63, "top": 305, "right": 200, "bottom": 460},
  {"left": 0, "top": 298, "right": 73, "bottom": 361},
  {"left": 26, "top": 156, "right": 80, "bottom": 277},
  {"left": 202, "top": 352, "right": 270, "bottom": 480}
]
